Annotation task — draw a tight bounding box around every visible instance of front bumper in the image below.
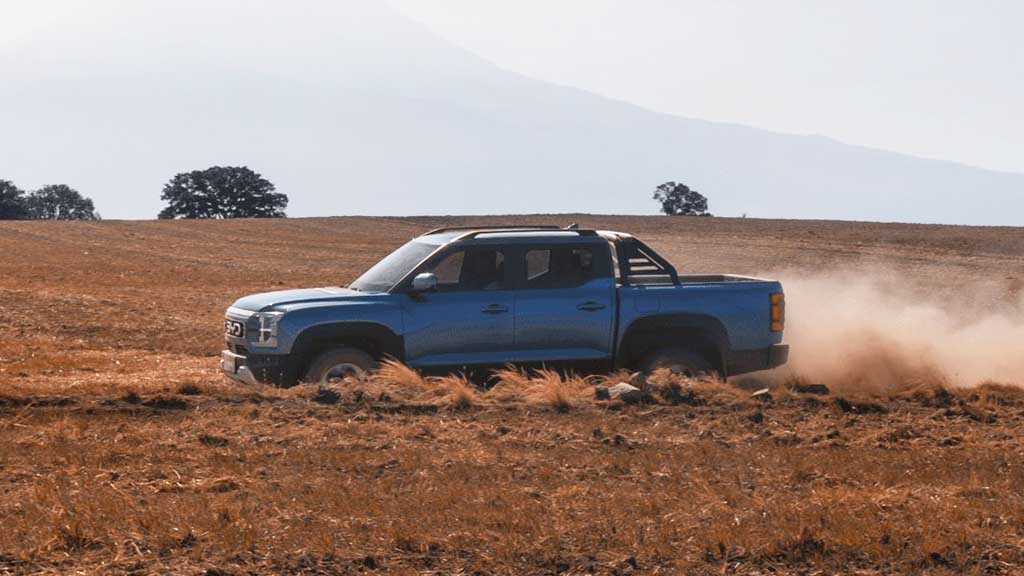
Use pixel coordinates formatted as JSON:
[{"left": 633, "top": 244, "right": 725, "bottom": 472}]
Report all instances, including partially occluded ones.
[
  {"left": 221, "top": 349, "right": 302, "bottom": 387},
  {"left": 221, "top": 350, "right": 260, "bottom": 385}
]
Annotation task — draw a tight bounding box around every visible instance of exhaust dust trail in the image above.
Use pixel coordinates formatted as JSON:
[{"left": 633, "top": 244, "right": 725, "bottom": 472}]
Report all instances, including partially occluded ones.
[{"left": 767, "top": 268, "right": 1024, "bottom": 393}]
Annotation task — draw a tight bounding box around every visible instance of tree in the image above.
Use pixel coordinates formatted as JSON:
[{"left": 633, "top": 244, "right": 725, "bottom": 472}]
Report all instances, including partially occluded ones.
[
  {"left": 158, "top": 166, "right": 287, "bottom": 219},
  {"left": 652, "top": 181, "right": 711, "bottom": 216},
  {"left": 0, "top": 180, "right": 30, "bottom": 220},
  {"left": 25, "top": 184, "right": 100, "bottom": 220}
]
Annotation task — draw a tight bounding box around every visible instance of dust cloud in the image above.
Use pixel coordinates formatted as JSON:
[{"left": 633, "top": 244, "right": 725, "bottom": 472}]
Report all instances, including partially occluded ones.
[{"left": 769, "top": 268, "right": 1024, "bottom": 393}]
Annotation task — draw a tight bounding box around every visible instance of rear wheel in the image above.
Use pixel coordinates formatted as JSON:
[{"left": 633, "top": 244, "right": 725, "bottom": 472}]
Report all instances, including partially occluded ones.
[
  {"left": 639, "top": 347, "right": 714, "bottom": 378},
  {"left": 303, "top": 347, "right": 377, "bottom": 385}
]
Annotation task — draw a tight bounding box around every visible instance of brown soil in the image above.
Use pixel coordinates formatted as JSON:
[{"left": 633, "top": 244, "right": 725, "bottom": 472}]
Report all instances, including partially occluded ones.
[{"left": 1, "top": 215, "right": 1023, "bottom": 574}]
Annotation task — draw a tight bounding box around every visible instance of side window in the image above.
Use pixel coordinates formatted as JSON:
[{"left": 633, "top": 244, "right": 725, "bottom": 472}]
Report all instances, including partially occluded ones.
[
  {"left": 431, "top": 251, "right": 464, "bottom": 286},
  {"left": 524, "top": 245, "right": 605, "bottom": 289},
  {"left": 525, "top": 249, "right": 550, "bottom": 281},
  {"left": 424, "top": 248, "right": 506, "bottom": 291}
]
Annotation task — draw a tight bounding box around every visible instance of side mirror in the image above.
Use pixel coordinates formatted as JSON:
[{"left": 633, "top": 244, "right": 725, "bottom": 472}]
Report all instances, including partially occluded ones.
[{"left": 411, "top": 272, "right": 438, "bottom": 293}]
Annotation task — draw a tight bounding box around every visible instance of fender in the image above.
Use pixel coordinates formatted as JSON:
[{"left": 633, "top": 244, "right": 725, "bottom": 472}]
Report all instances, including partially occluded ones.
[
  {"left": 616, "top": 313, "right": 732, "bottom": 373},
  {"left": 290, "top": 321, "right": 405, "bottom": 363}
]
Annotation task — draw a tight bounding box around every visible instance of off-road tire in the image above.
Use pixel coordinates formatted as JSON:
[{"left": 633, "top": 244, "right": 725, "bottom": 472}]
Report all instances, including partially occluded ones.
[
  {"left": 303, "top": 347, "right": 377, "bottom": 385},
  {"left": 639, "top": 347, "right": 714, "bottom": 379}
]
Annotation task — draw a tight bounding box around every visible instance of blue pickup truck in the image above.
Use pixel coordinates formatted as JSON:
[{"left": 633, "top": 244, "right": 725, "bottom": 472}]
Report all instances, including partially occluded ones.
[{"left": 221, "top": 225, "right": 788, "bottom": 386}]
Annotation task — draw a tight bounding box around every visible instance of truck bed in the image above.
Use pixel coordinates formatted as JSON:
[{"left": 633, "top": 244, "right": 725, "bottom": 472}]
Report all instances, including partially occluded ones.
[
  {"left": 678, "top": 274, "right": 770, "bottom": 284},
  {"left": 617, "top": 275, "right": 784, "bottom": 353},
  {"left": 627, "top": 273, "right": 770, "bottom": 285}
]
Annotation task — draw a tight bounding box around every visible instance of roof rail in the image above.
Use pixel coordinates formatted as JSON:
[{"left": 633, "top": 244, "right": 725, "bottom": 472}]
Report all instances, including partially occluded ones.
[
  {"left": 460, "top": 228, "right": 599, "bottom": 239},
  {"left": 422, "top": 224, "right": 562, "bottom": 235}
]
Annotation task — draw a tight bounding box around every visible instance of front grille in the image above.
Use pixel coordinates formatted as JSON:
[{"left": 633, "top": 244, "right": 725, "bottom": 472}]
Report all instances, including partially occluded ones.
[{"left": 233, "top": 344, "right": 249, "bottom": 355}]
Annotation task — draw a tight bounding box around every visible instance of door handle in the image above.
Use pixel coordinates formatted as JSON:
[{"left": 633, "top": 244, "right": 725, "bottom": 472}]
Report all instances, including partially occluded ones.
[
  {"left": 481, "top": 304, "right": 509, "bottom": 314},
  {"left": 577, "top": 301, "right": 606, "bottom": 312}
]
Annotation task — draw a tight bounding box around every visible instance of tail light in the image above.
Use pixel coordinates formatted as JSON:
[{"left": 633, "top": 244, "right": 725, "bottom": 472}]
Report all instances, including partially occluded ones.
[{"left": 770, "top": 292, "right": 785, "bottom": 332}]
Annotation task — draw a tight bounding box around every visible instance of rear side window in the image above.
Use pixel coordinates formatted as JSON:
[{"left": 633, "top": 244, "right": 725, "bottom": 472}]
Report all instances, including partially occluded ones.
[
  {"left": 524, "top": 245, "right": 608, "bottom": 289},
  {"left": 424, "top": 248, "right": 507, "bottom": 291}
]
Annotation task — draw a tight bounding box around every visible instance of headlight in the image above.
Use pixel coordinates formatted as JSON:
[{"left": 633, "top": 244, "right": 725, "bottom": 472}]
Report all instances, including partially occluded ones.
[{"left": 252, "top": 311, "right": 285, "bottom": 347}]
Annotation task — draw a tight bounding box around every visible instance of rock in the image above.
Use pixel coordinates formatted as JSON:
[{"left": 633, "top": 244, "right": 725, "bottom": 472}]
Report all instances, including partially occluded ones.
[
  {"left": 608, "top": 382, "right": 643, "bottom": 403},
  {"left": 660, "top": 382, "right": 703, "bottom": 405},
  {"left": 751, "top": 388, "right": 773, "bottom": 402},
  {"left": 602, "top": 433, "right": 628, "bottom": 446},
  {"left": 628, "top": 371, "right": 647, "bottom": 387},
  {"left": 312, "top": 386, "right": 341, "bottom": 405},
  {"left": 833, "top": 397, "right": 887, "bottom": 414},
  {"left": 199, "top": 434, "right": 229, "bottom": 447},
  {"left": 594, "top": 386, "right": 611, "bottom": 400},
  {"left": 939, "top": 435, "right": 963, "bottom": 447},
  {"left": 659, "top": 382, "right": 684, "bottom": 404},
  {"left": 793, "top": 383, "right": 830, "bottom": 395},
  {"left": 929, "top": 551, "right": 952, "bottom": 567}
]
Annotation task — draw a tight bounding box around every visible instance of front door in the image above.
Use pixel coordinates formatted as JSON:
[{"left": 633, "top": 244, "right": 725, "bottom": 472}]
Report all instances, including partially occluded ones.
[
  {"left": 512, "top": 243, "right": 616, "bottom": 362},
  {"left": 401, "top": 246, "right": 515, "bottom": 367}
]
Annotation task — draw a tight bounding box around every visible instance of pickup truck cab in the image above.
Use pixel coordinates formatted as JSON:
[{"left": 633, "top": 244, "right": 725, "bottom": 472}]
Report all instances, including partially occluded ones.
[{"left": 221, "top": 225, "right": 788, "bottom": 386}]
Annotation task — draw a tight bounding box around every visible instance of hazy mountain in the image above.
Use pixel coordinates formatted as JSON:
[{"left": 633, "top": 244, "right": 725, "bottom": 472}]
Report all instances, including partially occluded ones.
[{"left": 1, "top": 0, "right": 1021, "bottom": 224}]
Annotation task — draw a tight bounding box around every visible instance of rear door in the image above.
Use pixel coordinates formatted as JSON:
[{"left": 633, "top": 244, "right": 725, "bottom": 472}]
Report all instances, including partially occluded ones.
[
  {"left": 400, "top": 245, "right": 516, "bottom": 367},
  {"left": 511, "top": 242, "right": 616, "bottom": 361}
]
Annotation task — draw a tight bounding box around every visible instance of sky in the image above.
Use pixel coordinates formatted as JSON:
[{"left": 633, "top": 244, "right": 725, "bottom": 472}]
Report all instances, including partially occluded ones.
[
  {"left": 1, "top": 0, "right": 1022, "bottom": 224},
  {"left": 387, "top": 0, "right": 1023, "bottom": 174},
  {"left": 2, "top": 0, "right": 1020, "bottom": 174}
]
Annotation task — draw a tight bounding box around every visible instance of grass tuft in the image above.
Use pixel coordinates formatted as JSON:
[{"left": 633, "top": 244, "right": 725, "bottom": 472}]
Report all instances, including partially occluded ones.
[
  {"left": 533, "top": 369, "right": 594, "bottom": 411},
  {"left": 426, "top": 373, "right": 477, "bottom": 408},
  {"left": 376, "top": 358, "right": 428, "bottom": 391}
]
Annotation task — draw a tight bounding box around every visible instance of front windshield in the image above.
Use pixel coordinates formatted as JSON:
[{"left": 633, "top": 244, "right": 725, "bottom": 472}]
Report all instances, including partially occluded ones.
[{"left": 349, "top": 240, "right": 438, "bottom": 293}]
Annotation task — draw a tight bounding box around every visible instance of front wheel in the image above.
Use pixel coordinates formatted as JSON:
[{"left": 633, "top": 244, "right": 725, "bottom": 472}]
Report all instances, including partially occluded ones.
[
  {"left": 639, "top": 347, "right": 714, "bottom": 378},
  {"left": 303, "top": 347, "right": 377, "bottom": 385}
]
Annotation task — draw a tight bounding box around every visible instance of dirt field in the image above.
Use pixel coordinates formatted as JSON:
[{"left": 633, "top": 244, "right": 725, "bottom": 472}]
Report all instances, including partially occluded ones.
[{"left": 2, "top": 215, "right": 1024, "bottom": 575}]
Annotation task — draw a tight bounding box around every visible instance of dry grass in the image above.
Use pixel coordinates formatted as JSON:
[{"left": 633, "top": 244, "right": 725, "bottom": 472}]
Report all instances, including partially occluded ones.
[
  {"left": 487, "top": 365, "right": 535, "bottom": 403},
  {"left": 490, "top": 367, "right": 592, "bottom": 411},
  {"left": 3, "top": 375, "right": 1024, "bottom": 575},
  {"left": 376, "top": 358, "right": 428, "bottom": 391},
  {"left": 425, "top": 373, "right": 478, "bottom": 408},
  {"left": 1, "top": 215, "right": 1024, "bottom": 574}
]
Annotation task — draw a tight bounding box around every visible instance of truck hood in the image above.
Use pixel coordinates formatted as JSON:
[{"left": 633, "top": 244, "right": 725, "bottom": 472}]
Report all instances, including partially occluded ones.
[{"left": 231, "top": 287, "right": 368, "bottom": 311}]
